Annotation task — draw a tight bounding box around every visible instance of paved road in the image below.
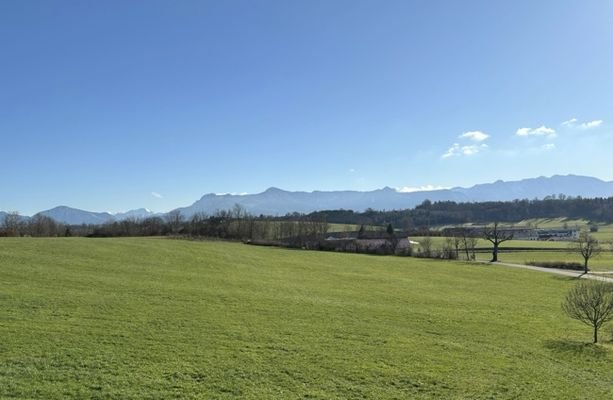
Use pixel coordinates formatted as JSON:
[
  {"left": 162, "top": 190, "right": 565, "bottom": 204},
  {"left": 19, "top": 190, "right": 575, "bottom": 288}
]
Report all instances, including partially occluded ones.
[{"left": 476, "top": 260, "right": 613, "bottom": 283}]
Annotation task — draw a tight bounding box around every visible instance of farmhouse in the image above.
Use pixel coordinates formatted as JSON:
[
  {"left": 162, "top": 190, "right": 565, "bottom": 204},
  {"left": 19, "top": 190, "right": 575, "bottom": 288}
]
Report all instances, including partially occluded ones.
[{"left": 536, "top": 228, "right": 579, "bottom": 241}]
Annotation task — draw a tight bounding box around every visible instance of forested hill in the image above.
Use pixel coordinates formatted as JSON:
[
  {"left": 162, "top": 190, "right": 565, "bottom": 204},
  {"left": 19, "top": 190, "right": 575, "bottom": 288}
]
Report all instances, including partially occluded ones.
[{"left": 302, "top": 197, "right": 613, "bottom": 228}]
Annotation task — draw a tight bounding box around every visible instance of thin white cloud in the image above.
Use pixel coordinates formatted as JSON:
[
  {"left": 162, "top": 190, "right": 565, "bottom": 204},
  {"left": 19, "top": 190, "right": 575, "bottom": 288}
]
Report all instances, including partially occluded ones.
[
  {"left": 580, "top": 120, "right": 603, "bottom": 129},
  {"left": 151, "top": 192, "right": 163, "bottom": 199},
  {"left": 442, "top": 143, "right": 460, "bottom": 158},
  {"left": 459, "top": 130, "right": 489, "bottom": 142},
  {"left": 515, "top": 125, "right": 556, "bottom": 138},
  {"left": 442, "top": 143, "right": 488, "bottom": 159},
  {"left": 443, "top": 129, "right": 491, "bottom": 159},
  {"left": 397, "top": 184, "right": 451, "bottom": 193},
  {"left": 561, "top": 118, "right": 577, "bottom": 127},
  {"left": 560, "top": 118, "right": 603, "bottom": 130},
  {"left": 348, "top": 168, "right": 356, "bottom": 173},
  {"left": 516, "top": 128, "right": 531, "bottom": 136},
  {"left": 462, "top": 144, "right": 488, "bottom": 155},
  {"left": 541, "top": 143, "right": 556, "bottom": 151}
]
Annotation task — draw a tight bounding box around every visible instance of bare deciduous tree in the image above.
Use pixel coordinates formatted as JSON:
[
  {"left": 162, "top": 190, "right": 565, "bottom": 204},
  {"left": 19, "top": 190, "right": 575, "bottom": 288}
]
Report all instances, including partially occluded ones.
[
  {"left": 165, "top": 210, "right": 185, "bottom": 234},
  {"left": 442, "top": 237, "right": 457, "bottom": 259},
  {"left": 1, "top": 211, "right": 21, "bottom": 237},
  {"left": 459, "top": 229, "right": 478, "bottom": 261},
  {"left": 570, "top": 231, "right": 602, "bottom": 274},
  {"left": 562, "top": 280, "right": 613, "bottom": 343},
  {"left": 483, "top": 222, "right": 513, "bottom": 262},
  {"left": 29, "top": 215, "right": 61, "bottom": 237},
  {"left": 452, "top": 234, "right": 461, "bottom": 259},
  {"left": 420, "top": 236, "right": 433, "bottom": 258}
]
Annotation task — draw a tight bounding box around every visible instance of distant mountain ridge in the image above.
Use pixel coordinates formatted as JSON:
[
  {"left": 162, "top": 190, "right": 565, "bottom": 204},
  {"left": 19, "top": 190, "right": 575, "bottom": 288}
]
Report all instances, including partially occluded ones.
[
  {"left": 174, "top": 175, "right": 613, "bottom": 217},
  {"left": 3, "top": 175, "right": 613, "bottom": 225},
  {"left": 35, "top": 206, "right": 113, "bottom": 225},
  {"left": 33, "top": 207, "right": 158, "bottom": 226}
]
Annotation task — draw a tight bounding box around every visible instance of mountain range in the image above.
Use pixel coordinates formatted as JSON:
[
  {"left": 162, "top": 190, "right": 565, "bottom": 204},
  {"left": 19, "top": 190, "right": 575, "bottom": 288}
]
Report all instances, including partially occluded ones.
[
  {"left": 3, "top": 175, "right": 613, "bottom": 225},
  {"left": 174, "top": 175, "right": 613, "bottom": 217}
]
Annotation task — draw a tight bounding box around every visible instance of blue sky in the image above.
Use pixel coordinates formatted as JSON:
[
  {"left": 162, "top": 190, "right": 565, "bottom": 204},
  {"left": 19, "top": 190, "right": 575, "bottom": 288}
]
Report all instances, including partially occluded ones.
[{"left": 1, "top": 0, "right": 612, "bottom": 215}]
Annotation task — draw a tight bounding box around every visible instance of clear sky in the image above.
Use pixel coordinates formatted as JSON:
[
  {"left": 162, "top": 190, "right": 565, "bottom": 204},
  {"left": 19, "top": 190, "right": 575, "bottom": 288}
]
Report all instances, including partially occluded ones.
[{"left": 1, "top": 0, "right": 612, "bottom": 215}]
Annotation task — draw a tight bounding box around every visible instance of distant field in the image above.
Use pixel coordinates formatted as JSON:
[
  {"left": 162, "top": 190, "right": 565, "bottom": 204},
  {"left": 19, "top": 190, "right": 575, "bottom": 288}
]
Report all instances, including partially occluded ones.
[
  {"left": 410, "top": 234, "right": 613, "bottom": 271},
  {"left": 327, "top": 223, "right": 384, "bottom": 233},
  {"left": 440, "top": 219, "right": 613, "bottom": 242},
  {"left": 515, "top": 217, "right": 591, "bottom": 229},
  {"left": 1, "top": 238, "right": 613, "bottom": 399}
]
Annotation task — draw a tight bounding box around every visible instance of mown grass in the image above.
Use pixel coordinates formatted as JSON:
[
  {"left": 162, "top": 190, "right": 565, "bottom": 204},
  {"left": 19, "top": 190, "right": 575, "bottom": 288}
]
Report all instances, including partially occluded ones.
[{"left": 1, "top": 238, "right": 613, "bottom": 399}]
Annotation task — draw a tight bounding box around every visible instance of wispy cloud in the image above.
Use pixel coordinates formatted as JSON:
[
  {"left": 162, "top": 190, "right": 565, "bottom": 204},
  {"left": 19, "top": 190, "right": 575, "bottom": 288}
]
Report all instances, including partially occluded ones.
[
  {"left": 516, "top": 126, "right": 556, "bottom": 138},
  {"left": 459, "top": 130, "right": 489, "bottom": 142},
  {"left": 442, "top": 143, "right": 488, "bottom": 159},
  {"left": 397, "top": 184, "right": 451, "bottom": 193},
  {"left": 151, "top": 192, "right": 163, "bottom": 199},
  {"left": 541, "top": 143, "right": 556, "bottom": 151},
  {"left": 580, "top": 120, "right": 603, "bottom": 129},
  {"left": 443, "top": 129, "right": 490, "bottom": 159},
  {"left": 560, "top": 117, "right": 603, "bottom": 130},
  {"left": 561, "top": 118, "right": 577, "bottom": 127}
]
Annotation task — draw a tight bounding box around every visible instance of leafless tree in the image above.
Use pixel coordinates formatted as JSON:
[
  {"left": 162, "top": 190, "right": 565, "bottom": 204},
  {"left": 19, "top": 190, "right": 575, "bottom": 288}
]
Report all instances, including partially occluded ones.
[
  {"left": 570, "top": 231, "right": 602, "bottom": 274},
  {"left": 420, "top": 236, "right": 433, "bottom": 258},
  {"left": 231, "top": 204, "right": 248, "bottom": 238},
  {"left": 452, "top": 234, "right": 461, "bottom": 259},
  {"left": 165, "top": 210, "right": 185, "bottom": 234},
  {"left": 465, "top": 236, "right": 478, "bottom": 260},
  {"left": 28, "top": 215, "right": 62, "bottom": 237},
  {"left": 483, "top": 222, "right": 513, "bottom": 262},
  {"left": 562, "top": 280, "right": 613, "bottom": 343},
  {"left": 442, "top": 237, "right": 457, "bottom": 259},
  {"left": 1, "top": 211, "right": 22, "bottom": 237},
  {"left": 458, "top": 229, "right": 478, "bottom": 260}
]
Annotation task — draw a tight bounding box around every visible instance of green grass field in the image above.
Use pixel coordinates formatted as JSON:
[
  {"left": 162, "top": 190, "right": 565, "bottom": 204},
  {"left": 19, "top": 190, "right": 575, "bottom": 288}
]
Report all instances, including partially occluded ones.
[
  {"left": 1, "top": 238, "right": 613, "bottom": 399},
  {"left": 409, "top": 236, "right": 613, "bottom": 271}
]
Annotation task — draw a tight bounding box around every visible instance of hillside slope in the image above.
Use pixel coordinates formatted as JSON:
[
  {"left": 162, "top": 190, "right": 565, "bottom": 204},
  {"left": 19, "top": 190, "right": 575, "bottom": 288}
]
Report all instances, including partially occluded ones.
[{"left": 1, "top": 238, "right": 611, "bottom": 399}]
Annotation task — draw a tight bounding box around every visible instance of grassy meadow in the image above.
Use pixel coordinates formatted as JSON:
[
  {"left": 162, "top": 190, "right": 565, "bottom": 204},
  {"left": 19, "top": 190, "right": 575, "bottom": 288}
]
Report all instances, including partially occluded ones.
[
  {"left": 1, "top": 238, "right": 613, "bottom": 399},
  {"left": 411, "top": 218, "right": 613, "bottom": 272}
]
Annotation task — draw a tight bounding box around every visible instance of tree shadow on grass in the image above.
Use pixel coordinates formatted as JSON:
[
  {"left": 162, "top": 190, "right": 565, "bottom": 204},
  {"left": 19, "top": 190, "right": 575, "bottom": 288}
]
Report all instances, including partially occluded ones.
[
  {"left": 544, "top": 339, "right": 609, "bottom": 359},
  {"left": 549, "top": 275, "right": 581, "bottom": 282}
]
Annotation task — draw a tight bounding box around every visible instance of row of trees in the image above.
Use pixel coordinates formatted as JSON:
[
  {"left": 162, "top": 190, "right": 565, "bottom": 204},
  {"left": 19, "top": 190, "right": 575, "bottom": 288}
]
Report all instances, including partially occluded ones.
[
  {"left": 0, "top": 206, "right": 329, "bottom": 242},
  {"left": 82, "top": 206, "right": 329, "bottom": 244},
  {"left": 414, "top": 231, "right": 479, "bottom": 260},
  {"left": 305, "top": 196, "right": 613, "bottom": 228},
  {"left": 0, "top": 212, "right": 68, "bottom": 237}
]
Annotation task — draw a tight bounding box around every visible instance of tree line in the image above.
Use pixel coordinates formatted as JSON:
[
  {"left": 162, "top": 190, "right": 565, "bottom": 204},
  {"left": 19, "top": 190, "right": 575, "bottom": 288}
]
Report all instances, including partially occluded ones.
[
  {"left": 0, "top": 206, "right": 329, "bottom": 243},
  {"left": 3, "top": 196, "right": 613, "bottom": 240},
  {"left": 0, "top": 212, "right": 69, "bottom": 237},
  {"left": 303, "top": 196, "right": 613, "bottom": 228}
]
